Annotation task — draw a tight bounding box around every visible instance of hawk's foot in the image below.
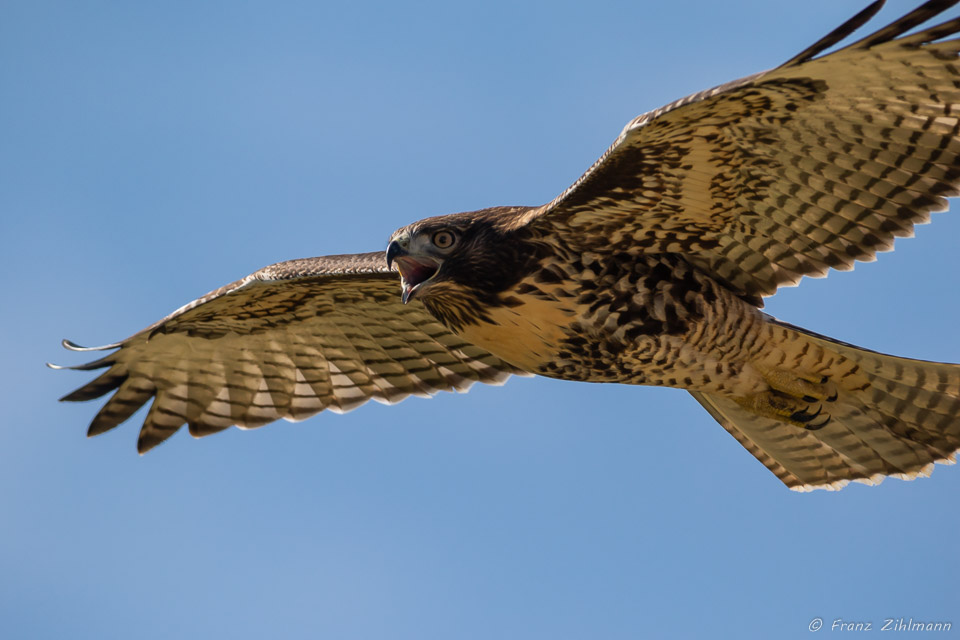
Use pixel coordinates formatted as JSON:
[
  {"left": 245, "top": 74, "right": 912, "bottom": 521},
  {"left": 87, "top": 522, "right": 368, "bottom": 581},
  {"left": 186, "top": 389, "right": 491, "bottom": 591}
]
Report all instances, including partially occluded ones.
[
  {"left": 762, "top": 368, "right": 838, "bottom": 403},
  {"left": 734, "top": 390, "right": 832, "bottom": 430}
]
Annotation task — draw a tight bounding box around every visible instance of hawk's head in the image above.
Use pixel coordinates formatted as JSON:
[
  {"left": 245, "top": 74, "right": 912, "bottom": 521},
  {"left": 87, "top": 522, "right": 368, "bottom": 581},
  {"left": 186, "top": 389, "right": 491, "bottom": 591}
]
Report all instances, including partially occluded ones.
[{"left": 386, "top": 207, "right": 537, "bottom": 306}]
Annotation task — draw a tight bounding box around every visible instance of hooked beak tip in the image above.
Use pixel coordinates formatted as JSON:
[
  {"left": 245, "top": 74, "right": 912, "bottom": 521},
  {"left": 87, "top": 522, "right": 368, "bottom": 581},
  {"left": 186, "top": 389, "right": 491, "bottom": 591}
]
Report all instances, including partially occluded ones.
[{"left": 386, "top": 240, "right": 404, "bottom": 270}]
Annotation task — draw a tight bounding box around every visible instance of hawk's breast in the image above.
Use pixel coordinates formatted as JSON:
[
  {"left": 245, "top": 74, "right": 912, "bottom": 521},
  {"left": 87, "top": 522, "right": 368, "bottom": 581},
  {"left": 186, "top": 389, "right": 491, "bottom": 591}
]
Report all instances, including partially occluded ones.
[{"left": 453, "top": 280, "right": 578, "bottom": 372}]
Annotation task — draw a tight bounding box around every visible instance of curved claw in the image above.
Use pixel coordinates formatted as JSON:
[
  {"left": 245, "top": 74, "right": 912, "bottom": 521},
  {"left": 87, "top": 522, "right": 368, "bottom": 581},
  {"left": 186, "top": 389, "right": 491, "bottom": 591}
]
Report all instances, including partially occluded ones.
[
  {"left": 804, "top": 413, "right": 832, "bottom": 431},
  {"left": 790, "top": 403, "right": 823, "bottom": 424}
]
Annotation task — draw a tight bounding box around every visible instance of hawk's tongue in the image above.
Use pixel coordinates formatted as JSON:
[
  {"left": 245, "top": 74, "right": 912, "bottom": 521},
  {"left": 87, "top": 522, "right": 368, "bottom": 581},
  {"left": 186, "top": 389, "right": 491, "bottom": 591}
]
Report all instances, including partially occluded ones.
[
  {"left": 395, "top": 256, "right": 439, "bottom": 304},
  {"left": 396, "top": 257, "right": 438, "bottom": 287}
]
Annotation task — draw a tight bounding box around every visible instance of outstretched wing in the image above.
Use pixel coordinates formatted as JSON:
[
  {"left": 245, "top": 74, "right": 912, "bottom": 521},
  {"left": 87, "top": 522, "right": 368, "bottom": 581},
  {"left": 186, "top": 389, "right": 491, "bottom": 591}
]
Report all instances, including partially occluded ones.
[
  {"left": 516, "top": 0, "right": 960, "bottom": 304},
  {"left": 53, "top": 252, "right": 522, "bottom": 452}
]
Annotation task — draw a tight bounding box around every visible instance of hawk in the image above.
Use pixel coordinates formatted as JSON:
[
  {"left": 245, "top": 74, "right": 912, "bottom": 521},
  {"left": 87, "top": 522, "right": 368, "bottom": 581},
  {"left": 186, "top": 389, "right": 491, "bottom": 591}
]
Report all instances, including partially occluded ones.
[{"left": 54, "top": 0, "right": 960, "bottom": 491}]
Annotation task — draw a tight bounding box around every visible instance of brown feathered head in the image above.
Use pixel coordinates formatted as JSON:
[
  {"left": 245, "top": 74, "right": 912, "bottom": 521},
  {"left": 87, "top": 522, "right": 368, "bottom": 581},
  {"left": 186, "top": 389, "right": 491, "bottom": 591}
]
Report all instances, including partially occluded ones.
[{"left": 386, "top": 206, "right": 538, "bottom": 306}]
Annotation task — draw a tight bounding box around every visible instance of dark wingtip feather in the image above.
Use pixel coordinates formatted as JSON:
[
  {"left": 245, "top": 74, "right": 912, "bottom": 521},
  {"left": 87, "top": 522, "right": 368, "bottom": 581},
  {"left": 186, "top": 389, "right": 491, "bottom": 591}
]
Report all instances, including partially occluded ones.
[
  {"left": 135, "top": 402, "right": 183, "bottom": 454},
  {"left": 187, "top": 422, "right": 232, "bottom": 438},
  {"left": 62, "top": 338, "right": 122, "bottom": 352},
  {"left": 85, "top": 379, "right": 155, "bottom": 436},
  {"left": 841, "top": 0, "right": 960, "bottom": 51},
  {"left": 779, "top": 0, "right": 886, "bottom": 68},
  {"left": 50, "top": 340, "right": 120, "bottom": 373},
  {"left": 899, "top": 14, "right": 960, "bottom": 44},
  {"left": 137, "top": 430, "right": 166, "bottom": 455},
  {"left": 50, "top": 356, "right": 115, "bottom": 373},
  {"left": 59, "top": 368, "right": 128, "bottom": 402},
  {"left": 88, "top": 421, "right": 116, "bottom": 437}
]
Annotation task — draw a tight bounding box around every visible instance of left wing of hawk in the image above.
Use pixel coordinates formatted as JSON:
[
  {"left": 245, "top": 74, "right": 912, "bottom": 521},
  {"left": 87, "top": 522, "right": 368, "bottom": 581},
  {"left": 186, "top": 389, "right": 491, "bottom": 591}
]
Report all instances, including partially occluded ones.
[
  {"left": 516, "top": 0, "right": 960, "bottom": 304},
  {"left": 52, "top": 252, "right": 522, "bottom": 452}
]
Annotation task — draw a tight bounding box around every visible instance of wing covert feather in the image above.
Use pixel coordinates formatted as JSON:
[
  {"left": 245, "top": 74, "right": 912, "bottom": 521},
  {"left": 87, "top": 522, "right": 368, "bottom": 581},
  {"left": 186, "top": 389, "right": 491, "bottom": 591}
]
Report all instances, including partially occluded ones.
[{"left": 56, "top": 251, "right": 523, "bottom": 452}]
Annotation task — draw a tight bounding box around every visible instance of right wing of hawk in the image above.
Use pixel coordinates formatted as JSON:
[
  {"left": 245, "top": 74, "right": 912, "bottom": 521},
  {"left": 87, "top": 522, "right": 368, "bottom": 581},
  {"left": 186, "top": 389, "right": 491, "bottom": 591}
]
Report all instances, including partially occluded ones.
[
  {"left": 513, "top": 0, "right": 960, "bottom": 304},
  {"left": 53, "top": 252, "right": 522, "bottom": 453}
]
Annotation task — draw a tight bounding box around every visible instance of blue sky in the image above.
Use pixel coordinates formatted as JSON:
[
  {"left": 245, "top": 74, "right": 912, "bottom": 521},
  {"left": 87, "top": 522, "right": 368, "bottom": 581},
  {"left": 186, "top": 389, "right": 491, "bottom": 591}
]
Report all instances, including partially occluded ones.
[{"left": 3, "top": 1, "right": 959, "bottom": 638}]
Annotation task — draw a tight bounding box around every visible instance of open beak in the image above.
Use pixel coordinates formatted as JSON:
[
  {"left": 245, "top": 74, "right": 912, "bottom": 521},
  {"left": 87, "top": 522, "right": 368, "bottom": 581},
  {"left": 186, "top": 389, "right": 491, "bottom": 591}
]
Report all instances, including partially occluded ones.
[{"left": 387, "top": 240, "right": 439, "bottom": 304}]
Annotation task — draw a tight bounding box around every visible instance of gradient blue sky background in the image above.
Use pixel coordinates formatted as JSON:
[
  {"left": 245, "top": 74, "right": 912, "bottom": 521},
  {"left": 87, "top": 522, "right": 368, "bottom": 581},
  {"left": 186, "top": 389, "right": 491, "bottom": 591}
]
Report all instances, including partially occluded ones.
[{"left": 3, "top": 1, "right": 959, "bottom": 638}]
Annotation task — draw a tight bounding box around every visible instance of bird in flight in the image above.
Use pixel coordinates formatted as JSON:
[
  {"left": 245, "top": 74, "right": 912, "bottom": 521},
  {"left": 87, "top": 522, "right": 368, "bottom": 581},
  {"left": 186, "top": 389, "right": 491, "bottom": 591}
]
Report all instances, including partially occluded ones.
[{"left": 54, "top": 0, "right": 960, "bottom": 491}]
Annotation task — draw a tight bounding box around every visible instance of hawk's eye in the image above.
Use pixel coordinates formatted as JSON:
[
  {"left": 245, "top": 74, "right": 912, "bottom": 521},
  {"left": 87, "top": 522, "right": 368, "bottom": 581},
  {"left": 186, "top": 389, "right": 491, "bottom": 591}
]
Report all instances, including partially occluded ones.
[{"left": 431, "top": 230, "right": 456, "bottom": 250}]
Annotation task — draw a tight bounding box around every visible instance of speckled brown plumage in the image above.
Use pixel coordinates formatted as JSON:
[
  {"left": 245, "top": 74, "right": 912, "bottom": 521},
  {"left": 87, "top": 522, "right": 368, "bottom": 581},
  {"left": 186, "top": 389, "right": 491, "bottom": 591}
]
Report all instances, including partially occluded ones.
[{"left": 55, "top": 1, "right": 960, "bottom": 491}]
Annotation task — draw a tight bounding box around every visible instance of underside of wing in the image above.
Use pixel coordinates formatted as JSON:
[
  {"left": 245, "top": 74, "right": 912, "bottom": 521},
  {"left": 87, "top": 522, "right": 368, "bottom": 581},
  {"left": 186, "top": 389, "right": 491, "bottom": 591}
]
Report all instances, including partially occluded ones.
[
  {"left": 516, "top": 0, "right": 960, "bottom": 304},
  {"left": 54, "top": 252, "right": 523, "bottom": 452}
]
